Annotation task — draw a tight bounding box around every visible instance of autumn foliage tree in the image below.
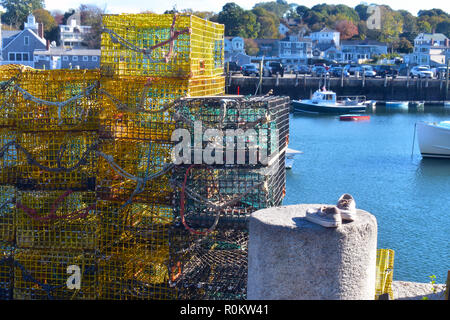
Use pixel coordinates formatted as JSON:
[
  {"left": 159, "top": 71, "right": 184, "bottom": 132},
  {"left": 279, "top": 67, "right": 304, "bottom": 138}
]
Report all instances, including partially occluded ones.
[{"left": 335, "top": 19, "right": 358, "bottom": 39}]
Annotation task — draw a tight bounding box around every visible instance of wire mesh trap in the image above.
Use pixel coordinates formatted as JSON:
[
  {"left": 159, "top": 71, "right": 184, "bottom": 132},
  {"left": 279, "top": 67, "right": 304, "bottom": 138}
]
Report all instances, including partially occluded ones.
[
  {"left": 101, "top": 14, "right": 224, "bottom": 79},
  {"left": 13, "top": 249, "right": 97, "bottom": 300},
  {"left": 173, "top": 95, "right": 290, "bottom": 166},
  {"left": 0, "top": 128, "right": 18, "bottom": 185},
  {"left": 15, "top": 190, "right": 97, "bottom": 250},
  {"left": 169, "top": 227, "right": 248, "bottom": 300},
  {"left": 172, "top": 157, "right": 286, "bottom": 231},
  {"left": 0, "top": 186, "right": 16, "bottom": 243},
  {"left": 0, "top": 243, "right": 14, "bottom": 300}
]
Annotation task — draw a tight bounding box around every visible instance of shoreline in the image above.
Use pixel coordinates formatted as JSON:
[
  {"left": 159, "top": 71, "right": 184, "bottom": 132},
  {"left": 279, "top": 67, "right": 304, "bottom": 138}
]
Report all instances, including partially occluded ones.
[{"left": 392, "top": 281, "right": 447, "bottom": 300}]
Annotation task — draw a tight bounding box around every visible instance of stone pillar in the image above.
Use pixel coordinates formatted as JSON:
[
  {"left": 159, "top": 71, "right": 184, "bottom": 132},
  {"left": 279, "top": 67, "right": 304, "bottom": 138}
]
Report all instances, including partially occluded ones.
[{"left": 248, "top": 204, "right": 378, "bottom": 300}]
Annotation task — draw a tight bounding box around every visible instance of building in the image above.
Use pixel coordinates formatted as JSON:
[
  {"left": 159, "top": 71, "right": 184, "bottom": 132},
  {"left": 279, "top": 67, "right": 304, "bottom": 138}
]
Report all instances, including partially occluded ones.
[
  {"left": 408, "top": 33, "right": 449, "bottom": 66},
  {"left": 278, "top": 34, "right": 312, "bottom": 66},
  {"left": 340, "top": 40, "right": 388, "bottom": 62},
  {"left": 254, "top": 39, "right": 280, "bottom": 58},
  {"left": 59, "top": 11, "right": 92, "bottom": 48},
  {"left": 224, "top": 36, "right": 245, "bottom": 62},
  {"left": 33, "top": 47, "right": 100, "bottom": 69},
  {"left": 278, "top": 23, "right": 290, "bottom": 37},
  {"left": 309, "top": 27, "right": 340, "bottom": 47},
  {"left": 1, "top": 14, "right": 47, "bottom": 67}
]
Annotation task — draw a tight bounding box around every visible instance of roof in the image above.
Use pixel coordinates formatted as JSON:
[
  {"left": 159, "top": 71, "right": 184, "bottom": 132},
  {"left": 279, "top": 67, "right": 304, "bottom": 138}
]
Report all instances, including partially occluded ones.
[
  {"left": 341, "top": 40, "right": 387, "bottom": 46},
  {"left": 2, "top": 28, "right": 46, "bottom": 51},
  {"left": 34, "top": 48, "right": 101, "bottom": 56},
  {"left": 2, "top": 30, "right": 21, "bottom": 39},
  {"left": 415, "top": 33, "right": 448, "bottom": 41},
  {"left": 318, "top": 27, "right": 338, "bottom": 33}
]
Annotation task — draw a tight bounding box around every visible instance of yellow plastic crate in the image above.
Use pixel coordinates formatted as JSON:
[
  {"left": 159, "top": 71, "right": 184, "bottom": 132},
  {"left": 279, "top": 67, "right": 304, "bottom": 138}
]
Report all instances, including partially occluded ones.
[
  {"left": 375, "top": 248, "right": 395, "bottom": 300},
  {"left": 16, "top": 131, "right": 98, "bottom": 191},
  {"left": 99, "top": 75, "right": 224, "bottom": 142},
  {"left": 0, "top": 186, "right": 15, "bottom": 243},
  {"left": 13, "top": 69, "right": 100, "bottom": 132},
  {"left": 96, "top": 140, "right": 173, "bottom": 204},
  {"left": 101, "top": 14, "right": 224, "bottom": 79},
  {"left": 0, "top": 128, "right": 18, "bottom": 185},
  {"left": 13, "top": 249, "right": 97, "bottom": 300},
  {"left": 15, "top": 190, "right": 97, "bottom": 250}
]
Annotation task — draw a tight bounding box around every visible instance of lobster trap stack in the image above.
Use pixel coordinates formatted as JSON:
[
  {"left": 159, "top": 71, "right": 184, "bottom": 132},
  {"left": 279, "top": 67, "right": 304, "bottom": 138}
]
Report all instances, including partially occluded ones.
[
  {"left": 169, "top": 96, "right": 289, "bottom": 299},
  {"left": 0, "top": 12, "right": 289, "bottom": 300}
]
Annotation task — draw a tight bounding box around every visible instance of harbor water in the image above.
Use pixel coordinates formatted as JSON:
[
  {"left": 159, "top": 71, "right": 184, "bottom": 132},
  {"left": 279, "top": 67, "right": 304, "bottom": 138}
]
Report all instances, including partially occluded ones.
[{"left": 284, "top": 105, "right": 450, "bottom": 283}]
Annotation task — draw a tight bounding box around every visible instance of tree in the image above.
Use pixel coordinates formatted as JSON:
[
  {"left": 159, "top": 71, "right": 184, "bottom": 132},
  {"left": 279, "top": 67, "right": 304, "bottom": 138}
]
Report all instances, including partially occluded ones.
[
  {"left": 393, "top": 37, "right": 413, "bottom": 53},
  {"left": 335, "top": 20, "right": 358, "bottom": 40},
  {"left": 244, "top": 38, "right": 259, "bottom": 55},
  {"left": 0, "top": 0, "right": 44, "bottom": 28},
  {"left": 33, "top": 8, "right": 59, "bottom": 43},
  {"left": 217, "top": 3, "right": 246, "bottom": 36},
  {"left": 79, "top": 4, "right": 104, "bottom": 49},
  {"left": 252, "top": 7, "right": 279, "bottom": 39},
  {"left": 253, "top": 1, "right": 289, "bottom": 19},
  {"left": 436, "top": 20, "right": 450, "bottom": 37},
  {"left": 355, "top": 4, "right": 369, "bottom": 21}
]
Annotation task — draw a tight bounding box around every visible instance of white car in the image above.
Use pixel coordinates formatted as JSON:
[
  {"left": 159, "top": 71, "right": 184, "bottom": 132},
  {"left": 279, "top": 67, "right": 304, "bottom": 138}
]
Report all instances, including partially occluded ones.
[
  {"left": 410, "top": 66, "right": 434, "bottom": 79},
  {"left": 361, "top": 65, "right": 376, "bottom": 77}
]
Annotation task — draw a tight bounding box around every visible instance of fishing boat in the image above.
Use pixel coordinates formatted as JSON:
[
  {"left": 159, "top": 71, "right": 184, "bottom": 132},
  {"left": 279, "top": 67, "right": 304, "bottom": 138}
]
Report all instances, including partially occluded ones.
[
  {"left": 292, "top": 89, "right": 367, "bottom": 114},
  {"left": 416, "top": 121, "right": 450, "bottom": 158},
  {"left": 339, "top": 114, "right": 371, "bottom": 121},
  {"left": 386, "top": 101, "right": 409, "bottom": 109},
  {"left": 285, "top": 147, "right": 303, "bottom": 169}
]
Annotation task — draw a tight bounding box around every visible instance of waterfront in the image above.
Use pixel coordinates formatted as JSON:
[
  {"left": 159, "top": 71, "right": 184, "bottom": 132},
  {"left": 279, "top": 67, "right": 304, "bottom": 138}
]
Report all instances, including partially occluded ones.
[{"left": 284, "top": 106, "right": 450, "bottom": 283}]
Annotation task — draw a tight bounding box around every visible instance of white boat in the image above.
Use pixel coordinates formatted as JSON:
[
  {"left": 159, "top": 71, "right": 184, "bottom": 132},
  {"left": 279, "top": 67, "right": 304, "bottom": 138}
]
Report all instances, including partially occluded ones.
[
  {"left": 444, "top": 101, "right": 450, "bottom": 108},
  {"left": 386, "top": 101, "right": 409, "bottom": 109},
  {"left": 285, "top": 147, "right": 302, "bottom": 169},
  {"left": 292, "top": 89, "right": 367, "bottom": 114},
  {"left": 416, "top": 121, "right": 450, "bottom": 158}
]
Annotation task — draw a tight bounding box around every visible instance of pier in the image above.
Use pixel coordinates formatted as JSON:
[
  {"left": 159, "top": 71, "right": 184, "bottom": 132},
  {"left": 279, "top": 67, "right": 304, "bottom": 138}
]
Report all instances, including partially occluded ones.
[{"left": 228, "top": 75, "right": 450, "bottom": 103}]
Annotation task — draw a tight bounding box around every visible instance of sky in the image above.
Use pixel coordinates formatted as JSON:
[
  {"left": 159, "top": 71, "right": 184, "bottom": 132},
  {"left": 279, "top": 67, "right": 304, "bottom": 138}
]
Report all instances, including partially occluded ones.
[{"left": 42, "top": 0, "right": 449, "bottom": 16}]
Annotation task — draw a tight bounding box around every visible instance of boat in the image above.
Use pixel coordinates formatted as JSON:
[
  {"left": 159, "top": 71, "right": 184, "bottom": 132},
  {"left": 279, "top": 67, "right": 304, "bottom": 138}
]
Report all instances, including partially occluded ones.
[
  {"left": 285, "top": 147, "right": 303, "bottom": 169},
  {"left": 339, "top": 114, "right": 370, "bottom": 121},
  {"left": 292, "top": 89, "right": 367, "bottom": 114},
  {"left": 409, "top": 101, "right": 424, "bottom": 108},
  {"left": 416, "top": 121, "right": 450, "bottom": 158},
  {"left": 444, "top": 101, "right": 450, "bottom": 108},
  {"left": 386, "top": 101, "right": 409, "bottom": 109}
]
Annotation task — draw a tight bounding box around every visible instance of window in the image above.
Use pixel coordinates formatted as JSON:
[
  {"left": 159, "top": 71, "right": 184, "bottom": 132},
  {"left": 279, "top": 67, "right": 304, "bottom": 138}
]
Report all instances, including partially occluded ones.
[
  {"left": 92, "top": 56, "right": 98, "bottom": 61},
  {"left": 9, "top": 53, "right": 14, "bottom": 61},
  {"left": 83, "top": 56, "right": 88, "bottom": 61},
  {"left": 63, "top": 56, "right": 69, "bottom": 61},
  {"left": 24, "top": 36, "right": 29, "bottom": 46},
  {"left": 72, "top": 56, "right": 78, "bottom": 61},
  {"left": 22, "top": 53, "right": 29, "bottom": 61}
]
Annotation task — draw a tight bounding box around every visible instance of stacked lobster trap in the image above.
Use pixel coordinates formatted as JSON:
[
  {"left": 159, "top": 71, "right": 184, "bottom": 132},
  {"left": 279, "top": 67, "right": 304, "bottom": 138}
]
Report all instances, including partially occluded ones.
[
  {"left": 169, "top": 95, "right": 289, "bottom": 299},
  {"left": 0, "top": 12, "right": 290, "bottom": 300}
]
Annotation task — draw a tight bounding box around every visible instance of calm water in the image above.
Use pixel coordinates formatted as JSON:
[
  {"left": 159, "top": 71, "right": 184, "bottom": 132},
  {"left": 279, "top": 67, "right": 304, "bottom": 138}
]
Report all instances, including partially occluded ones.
[{"left": 284, "top": 106, "right": 450, "bottom": 283}]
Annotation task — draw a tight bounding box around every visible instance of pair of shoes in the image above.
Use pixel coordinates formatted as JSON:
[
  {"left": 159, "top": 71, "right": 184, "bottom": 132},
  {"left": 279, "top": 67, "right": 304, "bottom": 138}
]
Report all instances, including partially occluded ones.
[{"left": 305, "top": 194, "right": 357, "bottom": 228}]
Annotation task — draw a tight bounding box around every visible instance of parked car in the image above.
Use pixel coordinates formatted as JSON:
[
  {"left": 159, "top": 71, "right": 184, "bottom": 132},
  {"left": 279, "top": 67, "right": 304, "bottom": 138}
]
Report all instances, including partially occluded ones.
[
  {"left": 374, "top": 65, "right": 398, "bottom": 78},
  {"left": 311, "top": 66, "right": 329, "bottom": 77},
  {"left": 329, "top": 66, "right": 349, "bottom": 78},
  {"left": 263, "top": 61, "right": 285, "bottom": 77},
  {"left": 433, "top": 67, "right": 448, "bottom": 79},
  {"left": 241, "top": 64, "right": 259, "bottom": 76},
  {"left": 361, "top": 65, "right": 376, "bottom": 77},
  {"left": 314, "top": 63, "right": 329, "bottom": 70},
  {"left": 294, "top": 65, "right": 310, "bottom": 74},
  {"left": 344, "top": 64, "right": 361, "bottom": 75},
  {"left": 224, "top": 61, "right": 242, "bottom": 73},
  {"left": 410, "top": 66, "right": 433, "bottom": 79}
]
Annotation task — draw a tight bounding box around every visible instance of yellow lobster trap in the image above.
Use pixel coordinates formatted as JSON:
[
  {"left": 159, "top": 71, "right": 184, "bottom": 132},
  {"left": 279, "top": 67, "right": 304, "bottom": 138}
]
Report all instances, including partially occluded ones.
[
  {"left": 13, "top": 249, "right": 97, "bottom": 300},
  {"left": 101, "top": 13, "right": 224, "bottom": 79},
  {"left": 375, "top": 248, "right": 395, "bottom": 300},
  {"left": 99, "top": 75, "right": 224, "bottom": 142},
  {"left": 0, "top": 128, "right": 18, "bottom": 185},
  {"left": 13, "top": 69, "right": 100, "bottom": 132},
  {"left": 0, "top": 186, "right": 15, "bottom": 243},
  {"left": 0, "top": 243, "right": 14, "bottom": 300},
  {"left": 96, "top": 139, "right": 173, "bottom": 204},
  {"left": 15, "top": 190, "right": 97, "bottom": 250},
  {"left": 15, "top": 131, "right": 98, "bottom": 191}
]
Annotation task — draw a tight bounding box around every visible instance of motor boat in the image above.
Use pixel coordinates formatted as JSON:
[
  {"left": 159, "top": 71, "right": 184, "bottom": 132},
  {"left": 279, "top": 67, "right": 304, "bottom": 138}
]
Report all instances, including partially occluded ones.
[
  {"left": 285, "top": 147, "right": 302, "bottom": 169},
  {"left": 386, "top": 101, "right": 409, "bottom": 109},
  {"left": 292, "top": 88, "right": 367, "bottom": 114},
  {"left": 416, "top": 121, "right": 450, "bottom": 158},
  {"left": 339, "top": 114, "right": 371, "bottom": 121}
]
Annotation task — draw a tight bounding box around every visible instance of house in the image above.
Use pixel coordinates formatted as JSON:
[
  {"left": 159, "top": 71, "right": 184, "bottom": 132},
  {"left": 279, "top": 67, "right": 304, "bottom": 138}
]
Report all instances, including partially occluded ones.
[
  {"left": 59, "top": 11, "right": 92, "bottom": 48},
  {"left": 408, "top": 33, "right": 449, "bottom": 66},
  {"left": 254, "top": 39, "right": 280, "bottom": 58},
  {"left": 1, "top": 14, "right": 47, "bottom": 67},
  {"left": 33, "top": 47, "right": 100, "bottom": 69},
  {"left": 224, "top": 36, "right": 245, "bottom": 62},
  {"left": 309, "top": 27, "right": 340, "bottom": 47},
  {"left": 278, "top": 34, "right": 312, "bottom": 66},
  {"left": 340, "top": 40, "right": 388, "bottom": 62}
]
